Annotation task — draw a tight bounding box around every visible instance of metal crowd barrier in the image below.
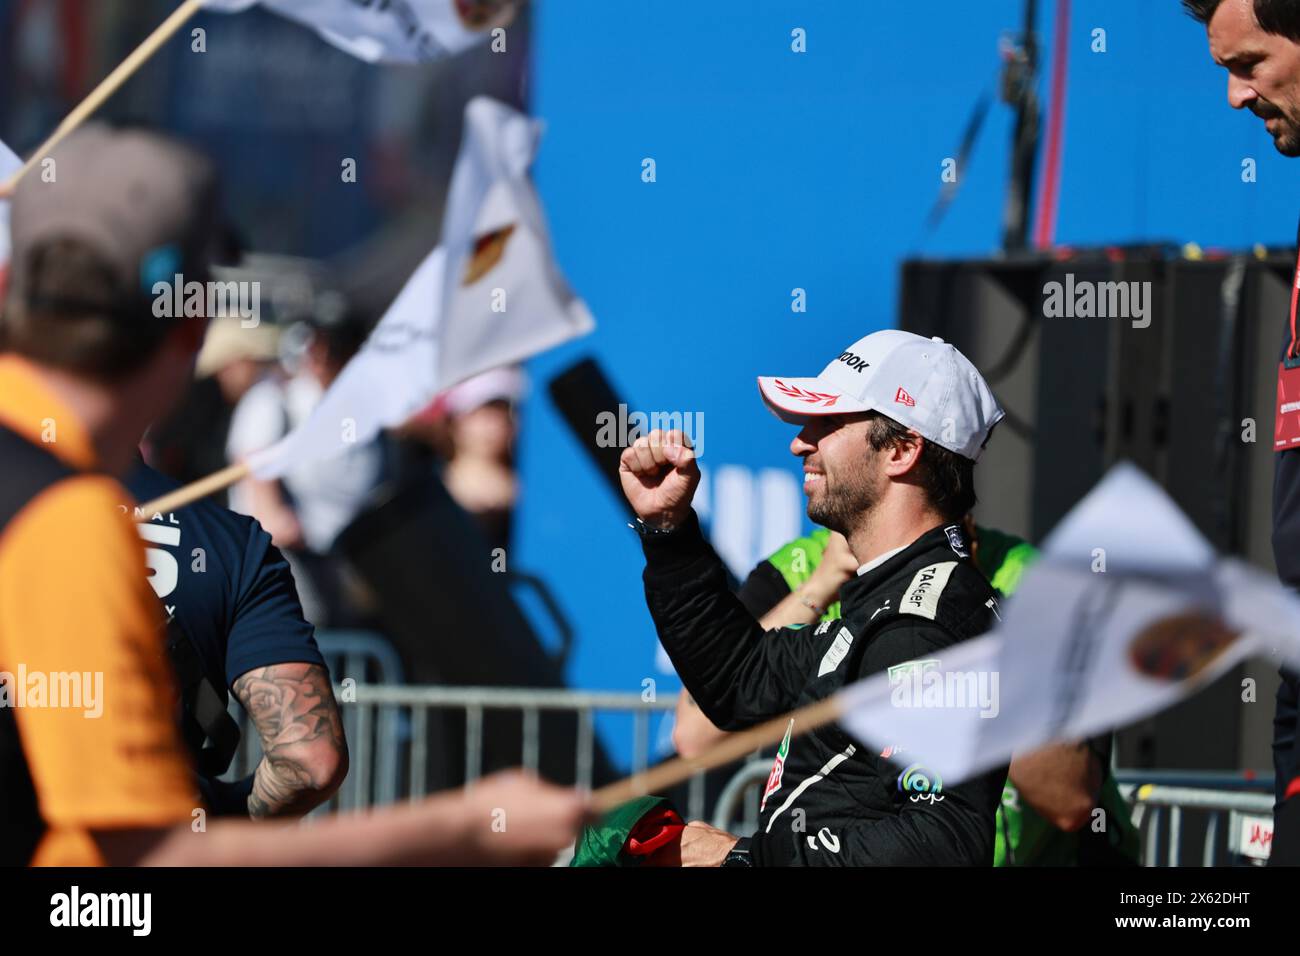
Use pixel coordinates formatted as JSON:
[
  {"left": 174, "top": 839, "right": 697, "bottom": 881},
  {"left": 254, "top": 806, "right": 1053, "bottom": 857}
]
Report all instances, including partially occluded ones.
[
  {"left": 1116, "top": 772, "right": 1276, "bottom": 867},
  {"left": 337, "top": 684, "right": 721, "bottom": 820},
  {"left": 221, "top": 631, "right": 1280, "bottom": 863}
]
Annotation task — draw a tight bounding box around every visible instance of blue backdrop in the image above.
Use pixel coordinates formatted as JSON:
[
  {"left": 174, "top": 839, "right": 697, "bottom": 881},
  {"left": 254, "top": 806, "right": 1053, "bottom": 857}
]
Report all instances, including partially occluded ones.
[{"left": 515, "top": 0, "right": 1300, "bottom": 769}]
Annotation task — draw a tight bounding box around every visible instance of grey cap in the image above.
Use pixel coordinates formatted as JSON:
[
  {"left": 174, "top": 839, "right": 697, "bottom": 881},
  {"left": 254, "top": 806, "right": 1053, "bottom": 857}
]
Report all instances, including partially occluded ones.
[{"left": 7, "top": 124, "right": 219, "bottom": 314}]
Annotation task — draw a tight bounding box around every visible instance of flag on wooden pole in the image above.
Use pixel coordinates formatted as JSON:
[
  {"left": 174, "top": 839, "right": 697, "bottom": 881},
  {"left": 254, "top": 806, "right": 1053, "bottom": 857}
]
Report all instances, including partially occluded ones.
[
  {"left": 245, "top": 96, "right": 592, "bottom": 481},
  {"left": 203, "top": 0, "right": 517, "bottom": 63}
]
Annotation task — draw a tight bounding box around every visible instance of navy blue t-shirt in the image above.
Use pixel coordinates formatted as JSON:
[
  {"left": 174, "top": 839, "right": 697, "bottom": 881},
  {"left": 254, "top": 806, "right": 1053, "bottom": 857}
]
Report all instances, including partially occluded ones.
[{"left": 124, "top": 463, "right": 324, "bottom": 693}]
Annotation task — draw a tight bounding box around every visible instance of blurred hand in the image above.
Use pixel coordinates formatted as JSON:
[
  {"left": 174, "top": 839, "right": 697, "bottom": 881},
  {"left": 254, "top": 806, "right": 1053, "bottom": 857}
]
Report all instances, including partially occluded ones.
[
  {"left": 618, "top": 429, "right": 700, "bottom": 530},
  {"left": 261, "top": 505, "right": 305, "bottom": 551},
  {"left": 457, "top": 770, "right": 589, "bottom": 866},
  {"left": 809, "top": 531, "right": 858, "bottom": 590}
]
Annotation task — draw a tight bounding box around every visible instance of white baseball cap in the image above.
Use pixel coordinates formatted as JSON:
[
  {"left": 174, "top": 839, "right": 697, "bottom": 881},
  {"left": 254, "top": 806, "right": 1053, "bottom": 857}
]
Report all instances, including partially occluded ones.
[{"left": 757, "top": 329, "right": 1005, "bottom": 461}]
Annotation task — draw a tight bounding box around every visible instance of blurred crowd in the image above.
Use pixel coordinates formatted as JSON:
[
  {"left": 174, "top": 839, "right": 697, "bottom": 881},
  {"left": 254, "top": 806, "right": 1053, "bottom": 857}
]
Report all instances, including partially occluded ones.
[{"left": 146, "top": 291, "right": 526, "bottom": 630}]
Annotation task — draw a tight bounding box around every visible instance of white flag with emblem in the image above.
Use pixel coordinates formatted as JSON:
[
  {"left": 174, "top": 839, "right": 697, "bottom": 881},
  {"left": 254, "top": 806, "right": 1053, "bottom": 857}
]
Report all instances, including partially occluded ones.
[
  {"left": 202, "top": 0, "right": 517, "bottom": 63},
  {"left": 0, "top": 138, "right": 21, "bottom": 290},
  {"left": 245, "top": 96, "right": 592, "bottom": 480},
  {"left": 837, "top": 463, "right": 1300, "bottom": 784}
]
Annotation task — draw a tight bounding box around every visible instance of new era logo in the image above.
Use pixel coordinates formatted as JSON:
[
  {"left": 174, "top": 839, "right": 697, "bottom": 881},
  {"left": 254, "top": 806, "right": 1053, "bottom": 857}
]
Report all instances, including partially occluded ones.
[{"left": 895, "top": 387, "right": 916, "bottom": 407}]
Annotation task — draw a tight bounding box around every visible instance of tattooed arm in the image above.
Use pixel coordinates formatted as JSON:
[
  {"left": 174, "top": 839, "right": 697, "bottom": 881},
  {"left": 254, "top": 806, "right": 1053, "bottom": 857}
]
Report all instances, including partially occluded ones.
[{"left": 232, "top": 662, "right": 348, "bottom": 818}]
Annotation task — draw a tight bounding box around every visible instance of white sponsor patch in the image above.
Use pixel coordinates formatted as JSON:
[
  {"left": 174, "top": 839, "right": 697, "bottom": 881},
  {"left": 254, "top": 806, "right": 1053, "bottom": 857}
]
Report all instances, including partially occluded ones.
[
  {"left": 817, "top": 626, "right": 856, "bottom": 677},
  {"left": 814, "top": 620, "right": 834, "bottom": 636},
  {"left": 899, "top": 562, "right": 958, "bottom": 620}
]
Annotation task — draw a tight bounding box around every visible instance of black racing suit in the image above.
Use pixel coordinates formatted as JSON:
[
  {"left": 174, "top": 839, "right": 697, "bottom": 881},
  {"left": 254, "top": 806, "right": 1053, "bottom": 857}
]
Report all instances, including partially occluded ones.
[{"left": 642, "top": 512, "right": 1007, "bottom": 866}]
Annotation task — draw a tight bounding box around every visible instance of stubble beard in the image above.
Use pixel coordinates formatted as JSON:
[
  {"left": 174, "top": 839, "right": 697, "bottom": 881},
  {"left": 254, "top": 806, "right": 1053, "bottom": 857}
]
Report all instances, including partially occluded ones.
[
  {"left": 806, "top": 468, "right": 881, "bottom": 540},
  {"left": 1257, "top": 96, "right": 1300, "bottom": 156},
  {"left": 1275, "top": 121, "right": 1300, "bottom": 156}
]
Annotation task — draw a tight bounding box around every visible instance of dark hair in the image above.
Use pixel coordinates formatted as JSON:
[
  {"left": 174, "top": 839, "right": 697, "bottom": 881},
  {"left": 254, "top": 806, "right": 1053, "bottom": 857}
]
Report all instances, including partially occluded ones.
[
  {"left": 0, "top": 238, "right": 169, "bottom": 382},
  {"left": 1183, "top": 0, "right": 1300, "bottom": 42},
  {"left": 865, "top": 412, "right": 977, "bottom": 520}
]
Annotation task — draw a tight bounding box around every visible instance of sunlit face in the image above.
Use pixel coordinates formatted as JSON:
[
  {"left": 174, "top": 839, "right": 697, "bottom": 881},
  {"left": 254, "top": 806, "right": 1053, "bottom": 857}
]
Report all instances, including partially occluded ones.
[
  {"left": 1207, "top": 0, "right": 1300, "bottom": 155},
  {"left": 790, "top": 413, "right": 888, "bottom": 535}
]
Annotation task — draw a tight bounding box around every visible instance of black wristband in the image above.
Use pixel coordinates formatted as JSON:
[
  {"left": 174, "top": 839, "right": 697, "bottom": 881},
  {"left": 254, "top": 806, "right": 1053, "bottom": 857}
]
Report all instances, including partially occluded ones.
[{"left": 722, "top": 836, "right": 753, "bottom": 867}]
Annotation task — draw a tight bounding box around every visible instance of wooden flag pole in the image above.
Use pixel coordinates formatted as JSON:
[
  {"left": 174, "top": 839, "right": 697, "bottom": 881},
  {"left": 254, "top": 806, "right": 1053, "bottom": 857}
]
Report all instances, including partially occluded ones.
[
  {"left": 589, "top": 692, "right": 847, "bottom": 815},
  {"left": 1, "top": 0, "right": 208, "bottom": 194},
  {"left": 138, "top": 461, "right": 250, "bottom": 515}
]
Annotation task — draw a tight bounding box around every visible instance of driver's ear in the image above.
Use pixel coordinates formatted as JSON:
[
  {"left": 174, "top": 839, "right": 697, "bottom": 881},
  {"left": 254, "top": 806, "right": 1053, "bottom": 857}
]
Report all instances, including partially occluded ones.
[{"left": 885, "top": 432, "right": 925, "bottom": 475}]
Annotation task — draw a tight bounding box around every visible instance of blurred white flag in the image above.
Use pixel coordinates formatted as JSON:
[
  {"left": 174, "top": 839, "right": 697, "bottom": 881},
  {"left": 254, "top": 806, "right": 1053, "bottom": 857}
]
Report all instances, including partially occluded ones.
[
  {"left": 203, "top": 0, "right": 517, "bottom": 63},
  {"left": 246, "top": 96, "right": 593, "bottom": 480},
  {"left": 837, "top": 463, "right": 1300, "bottom": 785},
  {"left": 0, "top": 138, "right": 21, "bottom": 289},
  {"left": 435, "top": 97, "right": 593, "bottom": 388}
]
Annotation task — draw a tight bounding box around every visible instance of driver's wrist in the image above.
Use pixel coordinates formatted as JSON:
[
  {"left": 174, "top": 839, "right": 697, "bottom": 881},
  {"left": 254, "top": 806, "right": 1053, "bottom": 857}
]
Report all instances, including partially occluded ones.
[
  {"left": 801, "top": 575, "right": 840, "bottom": 608},
  {"left": 640, "top": 510, "right": 688, "bottom": 533}
]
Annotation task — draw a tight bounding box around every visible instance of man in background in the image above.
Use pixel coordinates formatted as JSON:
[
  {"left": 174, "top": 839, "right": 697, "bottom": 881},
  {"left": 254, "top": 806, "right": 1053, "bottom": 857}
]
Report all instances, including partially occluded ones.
[
  {"left": 127, "top": 459, "right": 349, "bottom": 818},
  {"left": 1183, "top": 0, "right": 1300, "bottom": 865}
]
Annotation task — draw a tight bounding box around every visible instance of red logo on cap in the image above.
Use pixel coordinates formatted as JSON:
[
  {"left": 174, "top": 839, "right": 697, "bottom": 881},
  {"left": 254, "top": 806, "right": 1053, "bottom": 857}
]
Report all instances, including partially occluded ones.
[
  {"left": 895, "top": 387, "right": 916, "bottom": 407},
  {"left": 773, "top": 379, "right": 840, "bottom": 408}
]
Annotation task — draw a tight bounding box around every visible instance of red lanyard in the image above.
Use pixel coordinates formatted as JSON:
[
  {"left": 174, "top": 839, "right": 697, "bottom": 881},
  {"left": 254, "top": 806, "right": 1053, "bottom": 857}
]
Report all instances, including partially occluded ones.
[{"left": 1291, "top": 233, "right": 1300, "bottom": 359}]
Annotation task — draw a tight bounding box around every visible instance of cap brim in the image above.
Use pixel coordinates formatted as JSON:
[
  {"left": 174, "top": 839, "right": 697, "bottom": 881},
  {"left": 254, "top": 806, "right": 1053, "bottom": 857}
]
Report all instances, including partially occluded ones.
[{"left": 757, "top": 376, "right": 871, "bottom": 425}]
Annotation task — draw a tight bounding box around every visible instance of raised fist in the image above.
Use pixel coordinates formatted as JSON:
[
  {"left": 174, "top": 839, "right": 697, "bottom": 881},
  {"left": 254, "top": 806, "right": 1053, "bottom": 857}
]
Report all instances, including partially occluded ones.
[{"left": 618, "top": 429, "right": 700, "bottom": 530}]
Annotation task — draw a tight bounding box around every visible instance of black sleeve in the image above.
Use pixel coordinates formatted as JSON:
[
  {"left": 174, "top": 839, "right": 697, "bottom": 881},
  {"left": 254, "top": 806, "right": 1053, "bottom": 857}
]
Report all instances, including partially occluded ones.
[
  {"left": 751, "top": 621, "right": 1004, "bottom": 867},
  {"left": 1270, "top": 789, "right": 1300, "bottom": 866},
  {"left": 642, "top": 511, "right": 828, "bottom": 730},
  {"left": 735, "top": 560, "right": 791, "bottom": 619},
  {"left": 1275, "top": 668, "right": 1300, "bottom": 808}
]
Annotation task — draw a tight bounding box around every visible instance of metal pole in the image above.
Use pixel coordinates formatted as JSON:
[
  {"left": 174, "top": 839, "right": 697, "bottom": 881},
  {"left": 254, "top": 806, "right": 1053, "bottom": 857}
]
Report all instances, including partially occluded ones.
[
  {"left": 1146, "top": 807, "right": 1162, "bottom": 867},
  {"left": 353, "top": 700, "right": 372, "bottom": 812},
  {"left": 410, "top": 706, "right": 428, "bottom": 801},
  {"left": 632, "top": 709, "right": 649, "bottom": 774},
  {"left": 465, "top": 704, "right": 483, "bottom": 786},
  {"left": 1169, "top": 806, "right": 1182, "bottom": 868},
  {"left": 1203, "top": 811, "right": 1220, "bottom": 868},
  {"left": 576, "top": 708, "right": 594, "bottom": 790},
  {"left": 522, "top": 707, "right": 540, "bottom": 772}
]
